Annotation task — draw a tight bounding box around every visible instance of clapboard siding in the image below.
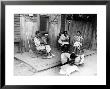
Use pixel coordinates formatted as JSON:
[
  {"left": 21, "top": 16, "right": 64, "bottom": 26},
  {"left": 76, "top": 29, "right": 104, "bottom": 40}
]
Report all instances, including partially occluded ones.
[{"left": 14, "top": 14, "right": 20, "bottom": 42}]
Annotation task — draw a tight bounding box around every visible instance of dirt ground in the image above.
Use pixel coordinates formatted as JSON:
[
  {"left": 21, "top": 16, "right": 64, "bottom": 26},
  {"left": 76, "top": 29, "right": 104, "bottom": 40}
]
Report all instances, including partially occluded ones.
[{"left": 14, "top": 48, "right": 97, "bottom": 76}]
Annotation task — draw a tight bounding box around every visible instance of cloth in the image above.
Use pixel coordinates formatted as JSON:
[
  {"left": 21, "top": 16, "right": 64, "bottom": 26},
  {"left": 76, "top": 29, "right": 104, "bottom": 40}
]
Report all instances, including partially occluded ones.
[
  {"left": 61, "top": 44, "right": 70, "bottom": 52},
  {"left": 73, "top": 35, "right": 83, "bottom": 49},
  {"left": 36, "top": 45, "right": 51, "bottom": 53},
  {"left": 34, "top": 37, "right": 41, "bottom": 46},
  {"left": 74, "top": 35, "right": 83, "bottom": 42},
  {"left": 60, "top": 53, "right": 84, "bottom": 75},
  {"left": 60, "top": 64, "right": 79, "bottom": 75},
  {"left": 75, "top": 54, "right": 85, "bottom": 65},
  {"left": 74, "top": 41, "right": 82, "bottom": 50},
  {"left": 41, "top": 36, "right": 48, "bottom": 44},
  {"left": 58, "top": 34, "right": 69, "bottom": 46},
  {"left": 34, "top": 37, "right": 51, "bottom": 53},
  {"left": 45, "top": 45, "right": 51, "bottom": 53},
  {"left": 61, "top": 53, "right": 70, "bottom": 64},
  {"left": 61, "top": 53, "right": 84, "bottom": 65}
]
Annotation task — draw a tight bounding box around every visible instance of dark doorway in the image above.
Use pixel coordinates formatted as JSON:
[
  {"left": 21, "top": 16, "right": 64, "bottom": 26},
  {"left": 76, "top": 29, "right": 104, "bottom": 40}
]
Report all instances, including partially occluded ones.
[{"left": 40, "top": 15, "right": 49, "bottom": 33}]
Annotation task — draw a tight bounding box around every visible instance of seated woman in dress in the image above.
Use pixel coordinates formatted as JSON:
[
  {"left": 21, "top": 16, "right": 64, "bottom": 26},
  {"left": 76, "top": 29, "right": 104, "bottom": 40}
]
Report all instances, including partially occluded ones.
[
  {"left": 58, "top": 31, "right": 70, "bottom": 52},
  {"left": 34, "top": 31, "right": 53, "bottom": 58}
]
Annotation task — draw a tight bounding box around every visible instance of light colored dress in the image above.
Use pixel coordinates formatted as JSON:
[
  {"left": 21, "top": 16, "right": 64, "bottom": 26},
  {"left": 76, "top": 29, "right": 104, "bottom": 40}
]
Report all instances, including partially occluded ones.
[
  {"left": 60, "top": 53, "right": 79, "bottom": 75},
  {"left": 60, "top": 64, "right": 79, "bottom": 76},
  {"left": 34, "top": 37, "right": 51, "bottom": 53},
  {"left": 73, "top": 35, "right": 83, "bottom": 50}
]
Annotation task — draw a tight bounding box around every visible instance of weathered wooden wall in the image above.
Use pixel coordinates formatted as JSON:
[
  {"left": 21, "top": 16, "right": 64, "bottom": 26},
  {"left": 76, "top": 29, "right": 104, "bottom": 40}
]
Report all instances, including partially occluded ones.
[
  {"left": 14, "top": 14, "right": 40, "bottom": 51},
  {"left": 14, "top": 14, "right": 61, "bottom": 51},
  {"left": 48, "top": 14, "right": 61, "bottom": 47},
  {"left": 14, "top": 14, "right": 96, "bottom": 52},
  {"left": 66, "top": 20, "right": 97, "bottom": 50}
]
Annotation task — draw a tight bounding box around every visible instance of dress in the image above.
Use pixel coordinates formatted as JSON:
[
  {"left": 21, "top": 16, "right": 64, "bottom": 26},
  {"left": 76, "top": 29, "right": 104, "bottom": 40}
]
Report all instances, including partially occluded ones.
[
  {"left": 73, "top": 35, "right": 83, "bottom": 49},
  {"left": 34, "top": 37, "right": 51, "bottom": 52}
]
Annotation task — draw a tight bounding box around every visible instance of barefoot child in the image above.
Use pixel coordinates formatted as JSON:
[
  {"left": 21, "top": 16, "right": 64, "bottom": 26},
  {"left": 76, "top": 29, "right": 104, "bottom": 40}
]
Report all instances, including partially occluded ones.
[
  {"left": 59, "top": 52, "right": 79, "bottom": 76},
  {"left": 59, "top": 52, "right": 85, "bottom": 76}
]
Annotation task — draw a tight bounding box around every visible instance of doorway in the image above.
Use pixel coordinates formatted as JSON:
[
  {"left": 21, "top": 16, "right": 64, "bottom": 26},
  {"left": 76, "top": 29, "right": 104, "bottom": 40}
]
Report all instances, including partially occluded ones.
[{"left": 40, "top": 15, "right": 49, "bottom": 33}]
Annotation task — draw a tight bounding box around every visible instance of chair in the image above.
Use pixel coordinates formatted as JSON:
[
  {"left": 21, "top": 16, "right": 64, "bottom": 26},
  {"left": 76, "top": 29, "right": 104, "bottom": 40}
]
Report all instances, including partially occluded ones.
[
  {"left": 29, "top": 36, "right": 49, "bottom": 57},
  {"left": 57, "top": 33, "right": 70, "bottom": 52}
]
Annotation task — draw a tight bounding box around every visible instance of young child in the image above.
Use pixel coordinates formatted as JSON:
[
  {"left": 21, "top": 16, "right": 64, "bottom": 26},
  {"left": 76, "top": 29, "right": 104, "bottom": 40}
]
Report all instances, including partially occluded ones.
[
  {"left": 59, "top": 52, "right": 79, "bottom": 76},
  {"left": 73, "top": 31, "right": 83, "bottom": 55},
  {"left": 59, "top": 51, "right": 85, "bottom": 76}
]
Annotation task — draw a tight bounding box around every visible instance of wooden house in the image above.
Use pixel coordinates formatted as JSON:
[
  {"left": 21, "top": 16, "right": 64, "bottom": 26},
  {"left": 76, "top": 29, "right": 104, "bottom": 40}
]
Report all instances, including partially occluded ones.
[{"left": 14, "top": 14, "right": 97, "bottom": 52}]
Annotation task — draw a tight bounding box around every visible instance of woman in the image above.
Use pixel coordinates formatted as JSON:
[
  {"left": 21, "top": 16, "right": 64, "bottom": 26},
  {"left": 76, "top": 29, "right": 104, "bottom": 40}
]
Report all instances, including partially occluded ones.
[
  {"left": 34, "top": 31, "right": 53, "bottom": 58},
  {"left": 58, "top": 31, "right": 70, "bottom": 52}
]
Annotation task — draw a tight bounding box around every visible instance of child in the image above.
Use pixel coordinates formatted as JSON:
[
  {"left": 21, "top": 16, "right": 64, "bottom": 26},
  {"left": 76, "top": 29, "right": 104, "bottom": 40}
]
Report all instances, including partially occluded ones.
[
  {"left": 59, "top": 52, "right": 79, "bottom": 76},
  {"left": 73, "top": 31, "right": 83, "bottom": 54},
  {"left": 59, "top": 51, "right": 85, "bottom": 76}
]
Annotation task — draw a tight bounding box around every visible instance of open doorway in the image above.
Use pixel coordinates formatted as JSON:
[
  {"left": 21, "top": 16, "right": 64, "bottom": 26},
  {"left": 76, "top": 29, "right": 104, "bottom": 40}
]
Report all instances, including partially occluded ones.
[{"left": 40, "top": 15, "right": 49, "bottom": 33}]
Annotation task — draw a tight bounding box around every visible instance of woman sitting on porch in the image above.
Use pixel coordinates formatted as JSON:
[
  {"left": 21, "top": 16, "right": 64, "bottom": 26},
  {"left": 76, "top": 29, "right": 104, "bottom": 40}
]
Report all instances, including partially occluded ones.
[
  {"left": 34, "top": 31, "right": 53, "bottom": 58},
  {"left": 58, "top": 31, "right": 70, "bottom": 52}
]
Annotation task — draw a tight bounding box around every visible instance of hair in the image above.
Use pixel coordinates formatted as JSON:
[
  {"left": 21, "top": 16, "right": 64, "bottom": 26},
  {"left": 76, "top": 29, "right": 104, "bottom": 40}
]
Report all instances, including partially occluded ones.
[
  {"left": 70, "top": 52, "right": 77, "bottom": 59},
  {"left": 69, "top": 52, "right": 77, "bottom": 66},
  {"left": 77, "top": 31, "right": 81, "bottom": 35},
  {"left": 35, "top": 31, "right": 40, "bottom": 35}
]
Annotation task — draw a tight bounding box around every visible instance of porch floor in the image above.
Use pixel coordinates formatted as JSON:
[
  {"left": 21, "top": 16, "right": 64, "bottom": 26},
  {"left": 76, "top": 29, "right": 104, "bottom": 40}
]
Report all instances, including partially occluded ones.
[{"left": 14, "top": 46, "right": 97, "bottom": 76}]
